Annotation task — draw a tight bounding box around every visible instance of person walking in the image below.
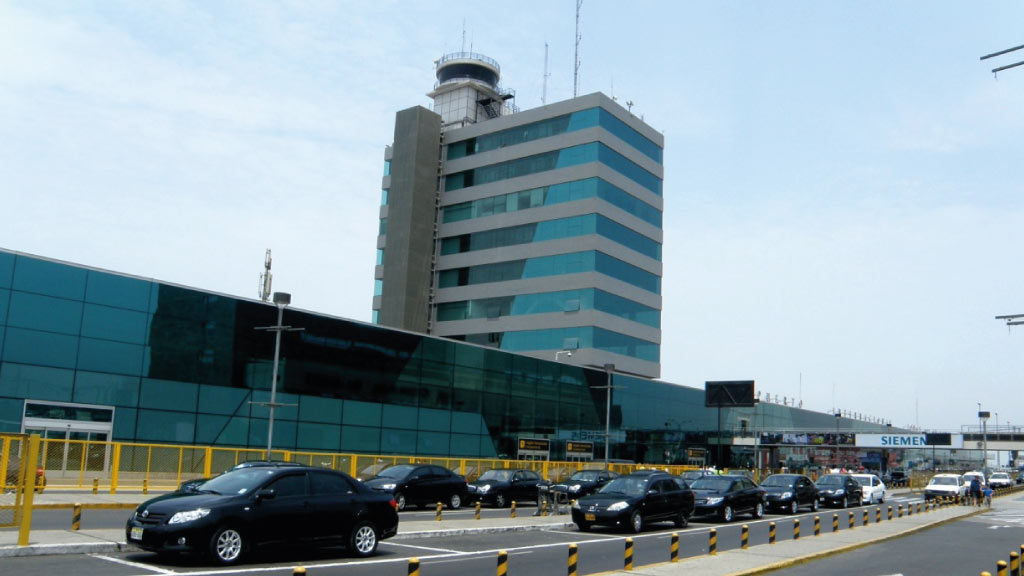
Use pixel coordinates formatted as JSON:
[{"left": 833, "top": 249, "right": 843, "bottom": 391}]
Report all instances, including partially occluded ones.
[{"left": 969, "top": 476, "right": 982, "bottom": 507}]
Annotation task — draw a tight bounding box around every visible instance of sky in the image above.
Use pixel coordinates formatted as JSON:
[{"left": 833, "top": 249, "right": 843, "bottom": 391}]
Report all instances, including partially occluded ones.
[{"left": 2, "top": 1, "right": 1023, "bottom": 433}]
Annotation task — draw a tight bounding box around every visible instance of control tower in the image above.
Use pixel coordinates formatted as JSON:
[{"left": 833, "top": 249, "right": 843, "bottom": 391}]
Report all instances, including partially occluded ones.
[{"left": 428, "top": 52, "right": 517, "bottom": 130}]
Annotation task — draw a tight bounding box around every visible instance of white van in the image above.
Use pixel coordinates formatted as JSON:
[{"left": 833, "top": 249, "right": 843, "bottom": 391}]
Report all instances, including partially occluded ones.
[{"left": 924, "top": 473, "right": 966, "bottom": 500}]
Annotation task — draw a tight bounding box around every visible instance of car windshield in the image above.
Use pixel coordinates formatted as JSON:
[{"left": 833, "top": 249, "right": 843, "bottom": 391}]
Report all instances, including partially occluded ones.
[
  {"left": 690, "top": 476, "right": 734, "bottom": 491},
  {"left": 681, "top": 470, "right": 709, "bottom": 480},
  {"left": 375, "top": 465, "right": 416, "bottom": 479},
  {"left": 569, "top": 471, "right": 602, "bottom": 482},
  {"left": 761, "top": 476, "right": 795, "bottom": 488},
  {"left": 199, "top": 468, "right": 277, "bottom": 495},
  {"left": 478, "top": 470, "right": 514, "bottom": 482},
  {"left": 854, "top": 477, "right": 872, "bottom": 486},
  {"left": 599, "top": 476, "right": 648, "bottom": 496},
  {"left": 991, "top": 473, "right": 1009, "bottom": 480},
  {"left": 930, "top": 477, "right": 957, "bottom": 486},
  {"left": 816, "top": 475, "right": 844, "bottom": 487}
]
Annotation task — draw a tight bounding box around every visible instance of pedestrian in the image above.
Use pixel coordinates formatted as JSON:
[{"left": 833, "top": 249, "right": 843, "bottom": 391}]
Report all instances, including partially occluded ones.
[{"left": 969, "top": 476, "right": 982, "bottom": 507}]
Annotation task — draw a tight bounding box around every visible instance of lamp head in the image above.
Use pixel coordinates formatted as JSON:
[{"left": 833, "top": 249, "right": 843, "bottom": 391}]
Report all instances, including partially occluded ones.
[{"left": 272, "top": 292, "right": 291, "bottom": 306}]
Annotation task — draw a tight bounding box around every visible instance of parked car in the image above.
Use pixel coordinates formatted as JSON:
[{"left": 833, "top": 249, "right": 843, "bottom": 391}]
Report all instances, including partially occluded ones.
[
  {"left": 125, "top": 465, "right": 398, "bottom": 565},
  {"left": 690, "top": 474, "right": 766, "bottom": 522},
  {"left": 882, "top": 469, "right": 908, "bottom": 487},
  {"left": 851, "top": 473, "right": 886, "bottom": 504},
  {"left": 468, "top": 468, "right": 545, "bottom": 507},
  {"left": 924, "top": 473, "right": 967, "bottom": 501},
  {"left": 760, "top": 473, "right": 820, "bottom": 514},
  {"left": 678, "top": 469, "right": 716, "bottom": 486},
  {"left": 570, "top": 472, "right": 694, "bottom": 533},
  {"left": 962, "top": 471, "right": 987, "bottom": 491},
  {"left": 988, "top": 472, "right": 1013, "bottom": 489},
  {"left": 544, "top": 469, "right": 618, "bottom": 500},
  {"left": 815, "top": 474, "right": 863, "bottom": 508},
  {"left": 178, "top": 461, "right": 303, "bottom": 493},
  {"left": 363, "top": 464, "right": 468, "bottom": 511}
]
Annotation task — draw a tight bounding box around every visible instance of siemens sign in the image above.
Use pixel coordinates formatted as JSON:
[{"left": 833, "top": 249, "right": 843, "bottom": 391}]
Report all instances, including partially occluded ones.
[{"left": 856, "top": 434, "right": 928, "bottom": 448}]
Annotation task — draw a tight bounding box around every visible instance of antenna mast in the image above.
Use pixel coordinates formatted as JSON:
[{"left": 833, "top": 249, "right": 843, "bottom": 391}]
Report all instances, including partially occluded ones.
[
  {"left": 259, "top": 249, "right": 272, "bottom": 302},
  {"left": 542, "top": 42, "right": 550, "bottom": 104},
  {"left": 574, "top": 0, "right": 582, "bottom": 97}
]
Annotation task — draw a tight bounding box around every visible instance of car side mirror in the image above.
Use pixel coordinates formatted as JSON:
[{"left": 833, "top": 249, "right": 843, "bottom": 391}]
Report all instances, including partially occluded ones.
[{"left": 256, "top": 489, "right": 276, "bottom": 500}]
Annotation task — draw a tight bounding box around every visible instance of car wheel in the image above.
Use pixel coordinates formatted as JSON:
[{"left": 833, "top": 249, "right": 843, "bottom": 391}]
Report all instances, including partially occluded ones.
[
  {"left": 629, "top": 510, "right": 643, "bottom": 533},
  {"left": 674, "top": 509, "right": 689, "bottom": 528},
  {"left": 349, "top": 521, "right": 379, "bottom": 557},
  {"left": 577, "top": 521, "right": 591, "bottom": 532},
  {"left": 752, "top": 501, "right": 764, "bottom": 519},
  {"left": 209, "top": 525, "right": 244, "bottom": 565},
  {"left": 494, "top": 492, "right": 508, "bottom": 508},
  {"left": 721, "top": 505, "right": 734, "bottom": 523},
  {"left": 880, "top": 492, "right": 885, "bottom": 504},
  {"left": 394, "top": 492, "right": 407, "bottom": 511},
  {"left": 448, "top": 492, "right": 463, "bottom": 510},
  {"left": 789, "top": 500, "right": 798, "bottom": 515},
  {"left": 811, "top": 498, "right": 818, "bottom": 512}
]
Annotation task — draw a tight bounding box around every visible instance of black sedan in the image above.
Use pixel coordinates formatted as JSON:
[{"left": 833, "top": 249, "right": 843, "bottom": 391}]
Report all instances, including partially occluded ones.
[
  {"left": 761, "top": 473, "right": 820, "bottom": 514},
  {"left": 468, "top": 468, "right": 545, "bottom": 507},
  {"left": 363, "top": 464, "right": 468, "bottom": 511},
  {"left": 570, "top": 472, "right": 694, "bottom": 533},
  {"left": 815, "top": 473, "right": 863, "bottom": 508},
  {"left": 178, "top": 461, "right": 302, "bottom": 493},
  {"left": 690, "top": 474, "right": 766, "bottom": 522},
  {"left": 126, "top": 466, "right": 398, "bottom": 565},
  {"left": 545, "top": 469, "right": 618, "bottom": 500}
]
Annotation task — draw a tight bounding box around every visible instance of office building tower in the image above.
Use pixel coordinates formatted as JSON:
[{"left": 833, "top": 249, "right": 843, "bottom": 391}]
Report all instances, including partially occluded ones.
[{"left": 374, "top": 52, "right": 663, "bottom": 378}]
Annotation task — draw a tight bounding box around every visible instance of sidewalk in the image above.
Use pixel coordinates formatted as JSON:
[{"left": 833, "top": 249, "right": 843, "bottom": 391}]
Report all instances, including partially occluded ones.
[{"left": 0, "top": 489, "right": 987, "bottom": 569}]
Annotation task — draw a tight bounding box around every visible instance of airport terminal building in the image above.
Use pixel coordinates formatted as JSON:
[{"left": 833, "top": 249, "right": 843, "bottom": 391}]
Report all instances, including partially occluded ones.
[{"left": 0, "top": 248, "right": 895, "bottom": 469}]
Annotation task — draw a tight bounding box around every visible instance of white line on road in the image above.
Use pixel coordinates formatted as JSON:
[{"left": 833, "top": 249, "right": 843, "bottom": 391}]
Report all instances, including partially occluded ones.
[
  {"left": 92, "top": 554, "right": 178, "bottom": 574},
  {"left": 383, "top": 541, "right": 463, "bottom": 553}
]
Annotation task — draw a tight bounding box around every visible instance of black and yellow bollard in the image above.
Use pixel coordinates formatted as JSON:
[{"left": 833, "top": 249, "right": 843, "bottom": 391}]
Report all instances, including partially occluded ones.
[
  {"left": 740, "top": 524, "right": 748, "bottom": 549},
  {"left": 293, "top": 567, "right": 305, "bottom": 576},
  {"left": 541, "top": 499, "right": 548, "bottom": 517},
  {"left": 408, "top": 558, "right": 420, "bottom": 576},
  {"left": 436, "top": 502, "right": 442, "bottom": 522},
  {"left": 916, "top": 501, "right": 921, "bottom": 515},
  {"left": 510, "top": 501, "right": 517, "bottom": 519},
  {"left": 708, "top": 528, "right": 717, "bottom": 555},
  {"left": 670, "top": 532, "right": 679, "bottom": 562},
  {"left": 497, "top": 550, "right": 509, "bottom": 576},
  {"left": 793, "top": 518, "right": 800, "bottom": 540},
  {"left": 997, "top": 559, "right": 1008, "bottom": 576},
  {"left": 769, "top": 522, "right": 776, "bottom": 544},
  {"left": 143, "top": 479, "right": 148, "bottom": 495},
  {"left": 1009, "top": 551, "right": 1019, "bottom": 576},
  {"left": 863, "top": 508, "right": 869, "bottom": 526},
  {"left": 72, "top": 503, "right": 81, "bottom": 531},
  {"left": 625, "top": 537, "right": 634, "bottom": 569},
  {"left": 875, "top": 506, "right": 881, "bottom": 523},
  {"left": 476, "top": 501, "right": 482, "bottom": 520},
  {"left": 814, "top": 515, "right": 820, "bottom": 536},
  {"left": 898, "top": 504, "right": 903, "bottom": 518},
  {"left": 92, "top": 478, "right": 98, "bottom": 494},
  {"left": 848, "top": 511, "right": 855, "bottom": 529},
  {"left": 887, "top": 505, "right": 892, "bottom": 521},
  {"left": 832, "top": 513, "right": 838, "bottom": 533},
  {"left": 568, "top": 543, "right": 578, "bottom": 576}
]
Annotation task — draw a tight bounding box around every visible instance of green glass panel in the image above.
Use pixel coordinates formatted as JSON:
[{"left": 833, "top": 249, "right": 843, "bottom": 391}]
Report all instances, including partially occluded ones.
[
  {"left": 297, "top": 422, "right": 341, "bottom": 451},
  {"left": 2, "top": 327, "right": 78, "bottom": 369},
  {"left": 0, "top": 251, "right": 13, "bottom": 288},
  {"left": 197, "top": 385, "right": 251, "bottom": 416},
  {"left": 0, "top": 363, "right": 74, "bottom": 402},
  {"left": 77, "top": 338, "right": 144, "bottom": 376},
  {"left": 341, "top": 425, "right": 380, "bottom": 453},
  {"left": 380, "top": 428, "right": 416, "bottom": 453},
  {"left": 85, "top": 271, "right": 152, "bottom": 312},
  {"left": 299, "top": 395, "right": 342, "bottom": 424},
  {"left": 417, "top": 431, "right": 449, "bottom": 455},
  {"left": 135, "top": 409, "right": 195, "bottom": 443},
  {"left": 12, "top": 255, "right": 87, "bottom": 300},
  {"left": 73, "top": 371, "right": 139, "bottom": 407},
  {"left": 139, "top": 378, "right": 199, "bottom": 411},
  {"left": 382, "top": 404, "right": 417, "bottom": 430},
  {"left": 344, "top": 400, "right": 382, "bottom": 427}
]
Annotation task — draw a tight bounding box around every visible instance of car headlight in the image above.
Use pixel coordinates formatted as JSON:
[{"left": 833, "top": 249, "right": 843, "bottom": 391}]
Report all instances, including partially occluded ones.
[
  {"left": 834, "top": 489, "right": 844, "bottom": 495},
  {"left": 607, "top": 501, "right": 629, "bottom": 512},
  {"left": 705, "top": 497, "right": 724, "bottom": 505},
  {"left": 168, "top": 508, "right": 211, "bottom": 524},
  {"left": 781, "top": 492, "right": 792, "bottom": 499},
  {"left": 379, "top": 483, "right": 396, "bottom": 491},
  {"left": 571, "top": 500, "right": 581, "bottom": 510},
  {"left": 569, "top": 484, "right": 582, "bottom": 492},
  {"left": 478, "top": 484, "right": 491, "bottom": 493}
]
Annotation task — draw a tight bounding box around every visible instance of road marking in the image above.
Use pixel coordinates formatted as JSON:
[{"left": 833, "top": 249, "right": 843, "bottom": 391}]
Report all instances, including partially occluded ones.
[
  {"left": 92, "top": 554, "right": 178, "bottom": 574},
  {"left": 383, "top": 541, "right": 462, "bottom": 553}
]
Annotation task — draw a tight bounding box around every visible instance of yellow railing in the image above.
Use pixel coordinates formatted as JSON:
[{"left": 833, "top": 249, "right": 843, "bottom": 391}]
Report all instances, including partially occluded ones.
[{"left": 19, "top": 435, "right": 701, "bottom": 493}]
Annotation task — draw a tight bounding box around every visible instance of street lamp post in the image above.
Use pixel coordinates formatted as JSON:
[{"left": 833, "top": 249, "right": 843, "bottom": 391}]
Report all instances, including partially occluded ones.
[
  {"left": 979, "top": 407, "right": 991, "bottom": 475},
  {"left": 834, "top": 413, "right": 841, "bottom": 469},
  {"left": 602, "top": 364, "right": 615, "bottom": 470},
  {"left": 254, "top": 292, "right": 303, "bottom": 461}
]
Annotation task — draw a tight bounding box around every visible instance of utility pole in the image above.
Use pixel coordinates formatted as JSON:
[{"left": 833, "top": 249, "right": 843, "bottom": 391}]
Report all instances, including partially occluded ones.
[{"left": 981, "top": 44, "right": 1024, "bottom": 76}]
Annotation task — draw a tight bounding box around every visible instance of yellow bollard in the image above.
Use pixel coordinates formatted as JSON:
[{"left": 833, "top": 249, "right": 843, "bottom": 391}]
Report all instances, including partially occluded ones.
[
  {"left": 916, "top": 501, "right": 921, "bottom": 515},
  {"left": 849, "top": 511, "right": 855, "bottom": 529},
  {"left": 832, "top": 513, "right": 838, "bottom": 533},
  {"left": 887, "top": 505, "right": 892, "bottom": 521},
  {"left": 625, "top": 537, "right": 634, "bottom": 569},
  {"left": 863, "top": 508, "right": 869, "bottom": 526},
  {"left": 741, "top": 524, "right": 748, "bottom": 549},
  {"left": 898, "top": 504, "right": 903, "bottom": 518},
  {"left": 72, "top": 503, "right": 81, "bottom": 531},
  {"left": 541, "top": 499, "right": 548, "bottom": 517},
  {"left": 475, "top": 501, "right": 481, "bottom": 521},
  {"left": 997, "top": 560, "right": 1008, "bottom": 576},
  {"left": 814, "top": 515, "right": 820, "bottom": 536},
  {"left": 708, "top": 529, "right": 716, "bottom": 555},
  {"left": 875, "top": 506, "right": 881, "bottom": 523},
  {"left": 510, "top": 501, "right": 517, "bottom": 519},
  {"left": 1009, "top": 551, "right": 1019, "bottom": 576},
  {"left": 408, "top": 557, "right": 420, "bottom": 576},
  {"left": 143, "top": 479, "right": 148, "bottom": 495},
  {"left": 793, "top": 518, "right": 800, "bottom": 540},
  {"left": 436, "top": 502, "right": 442, "bottom": 522},
  {"left": 293, "top": 567, "right": 305, "bottom": 576},
  {"left": 568, "top": 543, "right": 578, "bottom": 575},
  {"left": 497, "top": 550, "right": 509, "bottom": 576},
  {"left": 92, "top": 478, "right": 99, "bottom": 494},
  {"left": 769, "top": 522, "right": 776, "bottom": 544},
  {"left": 670, "top": 532, "right": 679, "bottom": 562}
]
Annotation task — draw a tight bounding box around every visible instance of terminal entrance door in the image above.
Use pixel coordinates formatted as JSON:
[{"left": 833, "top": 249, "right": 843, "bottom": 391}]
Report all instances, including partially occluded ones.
[{"left": 22, "top": 401, "right": 114, "bottom": 478}]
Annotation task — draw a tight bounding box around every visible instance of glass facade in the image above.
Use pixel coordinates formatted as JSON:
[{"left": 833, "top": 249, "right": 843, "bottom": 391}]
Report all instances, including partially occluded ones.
[
  {"left": 436, "top": 288, "right": 661, "bottom": 329},
  {"left": 462, "top": 327, "right": 660, "bottom": 363},
  {"left": 0, "top": 249, "right": 897, "bottom": 465}
]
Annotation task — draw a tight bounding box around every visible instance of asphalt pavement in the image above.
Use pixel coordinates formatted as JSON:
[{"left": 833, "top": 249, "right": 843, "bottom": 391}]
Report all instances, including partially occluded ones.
[{"left": 0, "top": 487, "right": 999, "bottom": 576}]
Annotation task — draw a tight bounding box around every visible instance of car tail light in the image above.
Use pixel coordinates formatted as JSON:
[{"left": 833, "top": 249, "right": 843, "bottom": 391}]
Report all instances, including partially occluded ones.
[{"left": 389, "top": 499, "right": 398, "bottom": 511}]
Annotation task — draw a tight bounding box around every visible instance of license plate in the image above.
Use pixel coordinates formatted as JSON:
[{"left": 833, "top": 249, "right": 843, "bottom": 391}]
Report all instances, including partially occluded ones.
[
  {"left": 130, "top": 526, "right": 143, "bottom": 541},
  {"left": 584, "top": 513, "right": 596, "bottom": 521}
]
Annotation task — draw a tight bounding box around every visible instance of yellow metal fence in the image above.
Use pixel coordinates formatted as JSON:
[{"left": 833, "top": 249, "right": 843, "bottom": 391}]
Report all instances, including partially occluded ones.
[{"left": 16, "top": 435, "right": 702, "bottom": 493}]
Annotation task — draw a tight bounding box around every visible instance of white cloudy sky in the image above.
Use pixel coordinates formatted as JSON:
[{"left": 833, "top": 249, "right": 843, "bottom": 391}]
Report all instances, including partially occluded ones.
[{"left": 2, "top": 1, "right": 1023, "bottom": 432}]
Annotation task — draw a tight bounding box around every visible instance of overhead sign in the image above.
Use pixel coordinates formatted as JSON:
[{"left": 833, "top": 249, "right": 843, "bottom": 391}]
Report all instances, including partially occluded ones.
[
  {"left": 704, "top": 380, "right": 756, "bottom": 407},
  {"left": 856, "top": 434, "right": 964, "bottom": 449},
  {"left": 518, "top": 438, "right": 551, "bottom": 458},
  {"left": 566, "top": 441, "right": 593, "bottom": 458}
]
